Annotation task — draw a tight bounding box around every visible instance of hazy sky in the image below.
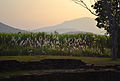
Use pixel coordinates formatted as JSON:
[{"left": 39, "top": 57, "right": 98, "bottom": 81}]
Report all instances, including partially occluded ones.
[{"left": 0, "top": 0, "right": 95, "bottom": 30}]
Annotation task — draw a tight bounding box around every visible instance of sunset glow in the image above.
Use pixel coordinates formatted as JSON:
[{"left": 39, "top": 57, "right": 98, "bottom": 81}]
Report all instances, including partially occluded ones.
[{"left": 0, "top": 0, "right": 95, "bottom": 30}]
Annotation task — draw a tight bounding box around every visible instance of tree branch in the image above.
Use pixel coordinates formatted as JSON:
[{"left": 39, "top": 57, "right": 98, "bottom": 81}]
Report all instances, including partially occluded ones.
[{"left": 72, "top": 0, "right": 97, "bottom": 16}]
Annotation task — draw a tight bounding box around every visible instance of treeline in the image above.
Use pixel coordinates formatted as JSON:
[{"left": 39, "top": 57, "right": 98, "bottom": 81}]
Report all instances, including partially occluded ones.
[{"left": 0, "top": 32, "right": 112, "bottom": 57}]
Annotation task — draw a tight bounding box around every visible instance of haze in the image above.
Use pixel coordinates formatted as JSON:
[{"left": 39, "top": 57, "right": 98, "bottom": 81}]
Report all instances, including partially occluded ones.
[{"left": 0, "top": 0, "right": 95, "bottom": 30}]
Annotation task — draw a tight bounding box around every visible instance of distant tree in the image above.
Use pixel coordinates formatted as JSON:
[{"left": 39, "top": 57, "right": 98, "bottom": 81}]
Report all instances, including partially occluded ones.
[
  {"left": 54, "top": 31, "right": 59, "bottom": 34},
  {"left": 18, "top": 32, "right": 21, "bottom": 34},
  {"left": 73, "top": 0, "right": 120, "bottom": 60}
]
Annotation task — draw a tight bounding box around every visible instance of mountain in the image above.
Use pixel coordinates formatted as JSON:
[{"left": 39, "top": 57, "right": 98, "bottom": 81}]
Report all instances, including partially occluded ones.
[
  {"left": 0, "top": 22, "right": 26, "bottom": 33},
  {"left": 33, "top": 17, "right": 106, "bottom": 35}
]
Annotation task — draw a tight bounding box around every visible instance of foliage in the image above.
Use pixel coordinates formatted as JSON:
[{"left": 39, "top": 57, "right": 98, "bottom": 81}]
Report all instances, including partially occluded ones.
[
  {"left": 92, "top": 0, "right": 120, "bottom": 59},
  {"left": 0, "top": 32, "right": 111, "bottom": 57},
  {"left": 92, "top": 0, "right": 120, "bottom": 34}
]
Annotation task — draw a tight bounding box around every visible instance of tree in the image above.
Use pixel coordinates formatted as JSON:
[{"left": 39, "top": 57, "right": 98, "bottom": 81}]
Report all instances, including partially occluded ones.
[
  {"left": 73, "top": 0, "right": 120, "bottom": 60},
  {"left": 93, "top": 0, "right": 120, "bottom": 60}
]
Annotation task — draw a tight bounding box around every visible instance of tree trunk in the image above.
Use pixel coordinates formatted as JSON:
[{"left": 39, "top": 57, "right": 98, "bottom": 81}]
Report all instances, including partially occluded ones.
[
  {"left": 104, "top": 0, "right": 118, "bottom": 60},
  {"left": 111, "top": 30, "right": 118, "bottom": 60},
  {"left": 111, "top": 15, "right": 118, "bottom": 60}
]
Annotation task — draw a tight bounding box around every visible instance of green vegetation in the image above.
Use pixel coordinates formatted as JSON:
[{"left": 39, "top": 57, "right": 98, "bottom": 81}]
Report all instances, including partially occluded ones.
[
  {"left": 0, "top": 56, "right": 120, "bottom": 65},
  {"left": 0, "top": 32, "right": 112, "bottom": 57}
]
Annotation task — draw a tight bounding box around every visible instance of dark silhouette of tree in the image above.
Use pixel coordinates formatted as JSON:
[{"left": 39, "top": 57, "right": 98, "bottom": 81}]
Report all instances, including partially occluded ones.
[{"left": 73, "top": 0, "right": 120, "bottom": 60}]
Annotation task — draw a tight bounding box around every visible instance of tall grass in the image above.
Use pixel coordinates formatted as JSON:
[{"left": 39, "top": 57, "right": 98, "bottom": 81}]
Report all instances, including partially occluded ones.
[{"left": 0, "top": 32, "right": 112, "bottom": 57}]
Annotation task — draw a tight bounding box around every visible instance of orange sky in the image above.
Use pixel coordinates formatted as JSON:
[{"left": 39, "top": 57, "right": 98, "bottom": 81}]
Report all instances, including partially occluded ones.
[{"left": 0, "top": 0, "right": 96, "bottom": 30}]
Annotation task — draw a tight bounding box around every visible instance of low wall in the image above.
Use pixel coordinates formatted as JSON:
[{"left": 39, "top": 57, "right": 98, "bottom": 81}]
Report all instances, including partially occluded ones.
[
  {"left": 0, "top": 71, "right": 120, "bottom": 81},
  {"left": 0, "top": 59, "right": 86, "bottom": 72},
  {"left": 0, "top": 59, "right": 119, "bottom": 72}
]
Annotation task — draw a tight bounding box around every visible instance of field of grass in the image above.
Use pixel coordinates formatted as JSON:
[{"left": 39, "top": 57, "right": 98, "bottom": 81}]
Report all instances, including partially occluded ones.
[
  {"left": 0, "top": 32, "right": 111, "bottom": 57},
  {"left": 0, "top": 55, "right": 120, "bottom": 65}
]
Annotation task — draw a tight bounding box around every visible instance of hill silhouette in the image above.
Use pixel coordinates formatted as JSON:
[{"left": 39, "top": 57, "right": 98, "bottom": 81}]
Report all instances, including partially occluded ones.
[
  {"left": 0, "top": 22, "right": 26, "bottom": 33},
  {"left": 33, "top": 17, "right": 106, "bottom": 35}
]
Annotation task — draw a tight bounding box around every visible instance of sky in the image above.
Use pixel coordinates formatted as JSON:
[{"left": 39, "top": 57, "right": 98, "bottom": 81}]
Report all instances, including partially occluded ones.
[{"left": 0, "top": 0, "right": 95, "bottom": 30}]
